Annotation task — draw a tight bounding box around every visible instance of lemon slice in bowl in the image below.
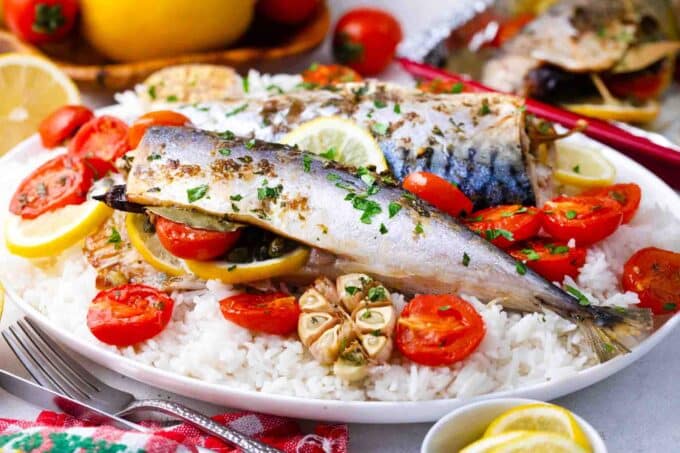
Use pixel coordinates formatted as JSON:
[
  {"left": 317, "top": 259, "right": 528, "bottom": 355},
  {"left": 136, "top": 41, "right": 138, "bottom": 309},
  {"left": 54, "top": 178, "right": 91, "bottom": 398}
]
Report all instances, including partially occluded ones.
[
  {"left": 5, "top": 201, "right": 112, "bottom": 258},
  {"left": 0, "top": 53, "right": 80, "bottom": 154},
  {"left": 554, "top": 142, "right": 616, "bottom": 188},
  {"left": 460, "top": 431, "right": 532, "bottom": 453},
  {"left": 562, "top": 101, "right": 659, "bottom": 123},
  {"left": 280, "top": 116, "right": 388, "bottom": 172},
  {"left": 484, "top": 403, "right": 590, "bottom": 451},
  {"left": 488, "top": 432, "right": 588, "bottom": 453},
  {"left": 125, "top": 213, "right": 188, "bottom": 276},
  {"left": 184, "top": 247, "right": 310, "bottom": 284}
]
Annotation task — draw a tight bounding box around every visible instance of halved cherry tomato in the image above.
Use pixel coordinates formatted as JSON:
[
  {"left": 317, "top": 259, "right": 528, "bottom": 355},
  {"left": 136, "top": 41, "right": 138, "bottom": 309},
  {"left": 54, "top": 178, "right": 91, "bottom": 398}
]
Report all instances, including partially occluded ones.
[
  {"left": 542, "top": 196, "right": 623, "bottom": 246},
  {"left": 38, "top": 105, "right": 94, "bottom": 148},
  {"left": 605, "top": 71, "right": 665, "bottom": 102},
  {"left": 489, "top": 13, "right": 534, "bottom": 48},
  {"left": 128, "top": 110, "right": 191, "bottom": 149},
  {"left": 155, "top": 216, "right": 242, "bottom": 261},
  {"left": 220, "top": 292, "right": 300, "bottom": 335},
  {"left": 87, "top": 284, "right": 174, "bottom": 346},
  {"left": 68, "top": 115, "right": 130, "bottom": 176},
  {"left": 509, "top": 239, "right": 586, "bottom": 283},
  {"left": 582, "top": 183, "right": 641, "bottom": 224},
  {"left": 417, "top": 78, "right": 483, "bottom": 94},
  {"left": 301, "top": 63, "right": 362, "bottom": 86},
  {"left": 4, "top": 0, "right": 78, "bottom": 44},
  {"left": 403, "top": 172, "right": 474, "bottom": 217},
  {"left": 9, "top": 154, "right": 93, "bottom": 219},
  {"left": 333, "top": 8, "right": 402, "bottom": 75},
  {"left": 396, "top": 294, "right": 485, "bottom": 367},
  {"left": 622, "top": 247, "right": 680, "bottom": 315},
  {"left": 463, "top": 205, "right": 541, "bottom": 249}
]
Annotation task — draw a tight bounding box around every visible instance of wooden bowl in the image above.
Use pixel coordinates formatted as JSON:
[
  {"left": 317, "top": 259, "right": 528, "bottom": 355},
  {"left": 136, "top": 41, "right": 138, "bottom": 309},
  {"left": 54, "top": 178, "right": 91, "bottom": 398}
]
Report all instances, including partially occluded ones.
[{"left": 0, "top": 2, "right": 329, "bottom": 90}]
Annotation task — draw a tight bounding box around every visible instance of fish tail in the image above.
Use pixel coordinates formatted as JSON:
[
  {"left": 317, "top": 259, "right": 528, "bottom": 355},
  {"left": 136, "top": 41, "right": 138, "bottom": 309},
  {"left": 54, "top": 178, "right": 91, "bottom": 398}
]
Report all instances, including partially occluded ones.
[{"left": 575, "top": 306, "right": 653, "bottom": 362}]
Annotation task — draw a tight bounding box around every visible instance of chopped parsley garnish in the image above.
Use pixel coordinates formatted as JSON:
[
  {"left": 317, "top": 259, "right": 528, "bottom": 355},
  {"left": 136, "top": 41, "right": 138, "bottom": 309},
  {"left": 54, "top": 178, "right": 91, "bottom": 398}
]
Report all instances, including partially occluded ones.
[
  {"left": 663, "top": 302, "right": 677, "bottom": 312},
  {"left": 432, "top": 125, "right": 444, "bottom": 136},
  {"left": 245, "top": 139, "right": 256, "bottom": 149},
  {"left": 147, "top": 153, "right": 162, "bottom": 161},
  {"left": 166, "top": 95, "right": 178, "bottom": 102},
  {"left": 367, "top": 286, "right": 387, "bottom": 302},
  {"left": 414, "top": 222, "right": 424, "bottom": 235},
  {"left": 379, "top": 223, "right": 388, "bottom": 234},
  {"left": 485, "top": 228, "right": 514, "bottom": 241},
  {"left": 402, "top": 192, "right": 416, "bottom": 201},
  {"left": 302, "top": 154, "right": 312, "bottom": 172},
  {"left": 394, "top": 103, "right": 401, "bottom": 114},
  {"left": 308, "top": 62, "right": 319, "bottom": 71},
  {"left": 351, "top": 85, "right": 369, "bottom": 98},
  {"left": 242, "top": 76, "right": 249, "bottom": 93},
  {"left": 450, "top": 82, "right": 464, "bottom": 94},
  {"left": 356, "top": 167, "right": 375, "bottom": 186},
  {"left": 564, "top": 285, "right": 590, "bottom": 306},
  {"left": 549, "top": 245, "right": 570, "bottom": 255},
  {"left": 320, "top": 147, "right": 337, "bottom": 160},
  {"left": 566, "top": 210, "right": 577, "bottom": 220},
  {"left": 257, "top": 184, "right": 283, "bottom": 201},
  {"left": 237, "top": 155, "right": 253, "bottom": 163},
  {"left": 231, "top": 203, "right": 240, "bottom": 212},
  {"left": 107, "top": 227, "right": 121, "bottom": 247},
  {"left": 371, "top": 122, "right": 388, "bottom": 135},
  {"left": 218, "top": 148, "right": 232, "bottom": 156},
  {"left": 218, "top": 130, "right": 235, "bottom": 140},
  {"left": 388, "top": 202, "right": 401, "bottom": 218},
  {"left": 352, "top": 196, "right": 382, "bottom": 224},
  {"left": 537, "top": 121, "right": 551, "bottom": 134},
  {"left": 373, "top": 99, "right": 387, "bottom": 109},
  {"left": 515, "top": 261, "right": 527, "bottom": 275},
  {"left": 266, "top": 84, "right": 284, "bottom": 94},
  {"left": 521, "top": 248, "right": 541, "bottom": 261},
  {"left": 227, "top": 264, "right": 237, "bottom": 272},
  {"left": 225, "top": 103, "right": 248, "bottom": 117},
  {"left": 603, "top": 343, "right": 614, "bottom": 353},
  {"left": 147, "top": 85, "right": 157, "bottom": 99},
  {"left": 465, "top": 215, "right": 483, "bottom": 222},
  {"left": 187, "top": 185, "right": 209, "bottom": 203},
  {"left": 462, "top": 252, "right": 470, "bottom": 267},
  {"left": 478, "top": 100, "right": 491, "bottom": 116},
  {"left": 345, "top": 286, "right": 360, "bottom": 295},
  {"left": 360, "top": 310, "right": 373, "bottom": 320},
  {"left": 573, "top": 164, "right": 580, "bottom": 173},
  {"left": 327, "top": 173, "right": 340, "bottom": 182},
  {"left": 438, "top": 305, "right": 451, "bottom": 311},
  {"left": 366, "top": 185, "right": 380, "bottom": 196},
  {"left": 230, "top": 194, "right": 243, "bottom": 201},
  {"left": 501, "top": 206, "right": 528, "bottom": 217},
  {"left": 609, "top": 191, "right": 626, "bottom": 203}
]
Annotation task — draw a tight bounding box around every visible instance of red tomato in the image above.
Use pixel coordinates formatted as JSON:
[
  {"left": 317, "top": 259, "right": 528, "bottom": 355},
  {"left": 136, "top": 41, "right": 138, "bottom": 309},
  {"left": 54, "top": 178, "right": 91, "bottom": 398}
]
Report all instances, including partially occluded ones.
[
  {"left": 396, "top": 295, "right": 485, "bottom": 367},
  {"left": 542, "top": 196, "right": 623, "bottom": 246},
  {"left": 68, "top": 116, "right": 130, "bottom": 176},
  {"left": 87, "top": 284, "right": 174, "bottom": 346},
  {"left": 301, "top": 63, "right": 362, "bottom": 86},
  {"left": 155, "top": 216, "right": 242, "bottom": 261},
  {"left": 582, "top": 183, "right": 641, "bottom": 224},
  {"left": 257, "top": 0, "right": 319, "bottom": 24},
  {"left": 128, "top": 110, "right": 191, "bottom": 149},
  {"left": 220, "top": 292, "right": 300, "bottom": 335},
  {"left": 508, "top": 239, "right": 587, "bottom": 283},
  {"left": 38, "top": 105, "right": 94, "bottom": 149},
  {"left": 417, "top": 78, "right": 484, "bottom": 95},
  {"left": 9, "top": 154, "right": 93, "bottom": 219},
  {"left": 403, "top": 172, "right": 474, "bottom": 217},
  {"left": 4, "top": 0, "right": 78, "bottom": 44},
  {"left": 622, "top": 247, "right": 680, "bottom": 315},
  {"left": 605, "top": 71, "right": 665, "bottom": 102},
  {"left": 333, "top": 8, "right": 402, "bottom": 76},
  {"left": 489, "top": 13, "right": 534, "bottom": 48},
  {"left": 463, "top": 205, "right": 541, "bottom": 249}
]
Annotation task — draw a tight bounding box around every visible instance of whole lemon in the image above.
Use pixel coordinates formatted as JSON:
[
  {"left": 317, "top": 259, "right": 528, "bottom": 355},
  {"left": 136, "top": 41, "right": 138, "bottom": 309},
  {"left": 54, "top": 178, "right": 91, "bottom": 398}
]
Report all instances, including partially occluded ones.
[{"left": 80, "top": 0, "right": 256, "bottom": 62}]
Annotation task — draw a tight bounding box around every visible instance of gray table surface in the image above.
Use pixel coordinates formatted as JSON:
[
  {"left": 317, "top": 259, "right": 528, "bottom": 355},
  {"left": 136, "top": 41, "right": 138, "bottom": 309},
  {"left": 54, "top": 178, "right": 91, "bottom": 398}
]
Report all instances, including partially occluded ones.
[{"left": 1, "top": 1, "right": 679, "bottom": 451}]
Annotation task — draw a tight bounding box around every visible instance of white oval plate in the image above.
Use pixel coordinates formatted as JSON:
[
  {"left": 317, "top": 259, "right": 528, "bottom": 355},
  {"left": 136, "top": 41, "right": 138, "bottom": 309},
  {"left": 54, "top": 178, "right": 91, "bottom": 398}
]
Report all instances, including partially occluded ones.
[{"left": 2, "top": 109, "right": 680, "bottom": 423}]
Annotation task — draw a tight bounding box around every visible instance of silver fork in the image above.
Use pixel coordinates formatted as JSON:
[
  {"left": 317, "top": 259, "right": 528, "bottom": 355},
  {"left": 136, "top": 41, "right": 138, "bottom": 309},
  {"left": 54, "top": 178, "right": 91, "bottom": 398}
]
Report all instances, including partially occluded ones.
[{"left": 3, "top": 318, "right": 283, "bottom": 453}]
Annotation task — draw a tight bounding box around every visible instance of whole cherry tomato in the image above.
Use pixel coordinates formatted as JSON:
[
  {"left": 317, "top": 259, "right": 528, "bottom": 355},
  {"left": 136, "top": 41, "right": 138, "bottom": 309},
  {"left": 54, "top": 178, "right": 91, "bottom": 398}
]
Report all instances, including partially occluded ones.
[{"left": 4, "top": 0, "right": 78, "bottom": 44}]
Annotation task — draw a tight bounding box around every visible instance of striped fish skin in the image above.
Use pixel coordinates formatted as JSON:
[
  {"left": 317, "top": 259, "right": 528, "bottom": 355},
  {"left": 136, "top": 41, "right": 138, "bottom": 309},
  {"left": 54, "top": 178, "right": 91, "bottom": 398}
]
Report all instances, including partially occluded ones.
[
  {"left": 177, "top": 82, "right": 542, "bottom": 209},
  {"left": 121, "top": 126, "right": 651, "bottom": 361}
]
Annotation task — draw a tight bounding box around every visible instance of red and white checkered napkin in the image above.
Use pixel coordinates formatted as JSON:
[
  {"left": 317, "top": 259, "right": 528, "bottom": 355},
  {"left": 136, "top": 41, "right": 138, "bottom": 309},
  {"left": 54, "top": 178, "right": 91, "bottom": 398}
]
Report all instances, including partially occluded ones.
[{"left": 0, "top": 410, "right": 348, "bottom": 452}]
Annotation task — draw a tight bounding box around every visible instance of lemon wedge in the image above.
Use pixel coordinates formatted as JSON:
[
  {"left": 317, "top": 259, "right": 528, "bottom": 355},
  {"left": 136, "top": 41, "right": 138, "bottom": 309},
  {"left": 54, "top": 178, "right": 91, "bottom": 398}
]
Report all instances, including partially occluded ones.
[
  {"left": 460, "top": 431, "right": 532, "bottom": 453},
  {"left": 185, "top": 247, "right": 310, "bottom": 284},
  {"left": 554, "top": 142, "right": 616, "bottom": 188},
  {"left": 280, "top": 116, "right": 388, "bottom": 172},
  {"left": 125, "top": 213, "right": 188, "bottom": 276},
  {"left": 484, "top": 403, "right": 591, "bottom": 451},
  {"left": 488, "top": 432, "right": 588, "bottom": 453},
  {"left": 0, "top": 53, "right": 80, "bottom": 154},
  {"left": 5, "top": 201, "right": 112, "bottom": 258},
  {"left": 563, "top": 101, "right": 659, "bottom": 123}
]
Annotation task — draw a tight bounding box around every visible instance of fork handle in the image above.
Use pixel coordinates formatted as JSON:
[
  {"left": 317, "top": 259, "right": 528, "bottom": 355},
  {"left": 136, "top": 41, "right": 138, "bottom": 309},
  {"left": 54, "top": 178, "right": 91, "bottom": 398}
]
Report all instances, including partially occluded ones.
[{"left": 118, "top": 399, "right": 283, "bottom": 453}]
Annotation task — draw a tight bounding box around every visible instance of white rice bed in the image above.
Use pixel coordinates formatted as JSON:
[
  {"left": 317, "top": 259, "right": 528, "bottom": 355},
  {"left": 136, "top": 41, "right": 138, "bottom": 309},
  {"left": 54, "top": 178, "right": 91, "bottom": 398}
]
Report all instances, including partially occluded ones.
[{"left": 1, "top": 78, "right": 679, "bottom": 402}]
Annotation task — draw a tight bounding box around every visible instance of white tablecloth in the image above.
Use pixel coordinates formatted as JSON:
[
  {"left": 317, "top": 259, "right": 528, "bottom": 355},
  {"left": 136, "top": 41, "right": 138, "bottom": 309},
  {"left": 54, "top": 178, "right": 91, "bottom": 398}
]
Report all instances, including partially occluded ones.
[{"left": 1, "top": 1, "right": 679, "bottom": 451}]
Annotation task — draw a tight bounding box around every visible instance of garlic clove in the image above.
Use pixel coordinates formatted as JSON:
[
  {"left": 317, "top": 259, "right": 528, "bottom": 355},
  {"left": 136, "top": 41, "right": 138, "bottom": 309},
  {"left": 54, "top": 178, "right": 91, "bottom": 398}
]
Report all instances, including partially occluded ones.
[
  {"left": 336, "top": 273, "right": 371, "bottom": 312},
  {"left": 298, "top": 288, "right": 334, "bottom": 313},
  {"left": 354, "top": 305, "right": 396, "bottom": 334},
  {"left": 298, "top": 312, "right": 337, "bottom": 346},
  {"left": 361, "top": 333, "right": 393, "bottom": 363}
]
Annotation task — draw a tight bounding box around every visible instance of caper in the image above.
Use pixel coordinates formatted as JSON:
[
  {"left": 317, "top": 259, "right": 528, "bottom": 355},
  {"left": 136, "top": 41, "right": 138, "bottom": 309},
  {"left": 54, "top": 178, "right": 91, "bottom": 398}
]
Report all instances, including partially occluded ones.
[
  {"left": 227, "top": 247, "right": 250, "bottom": 263},
  {"left": 268, "top": 237, "right": 286, "bottom": 258},
  {"left": 143, "top": 216, "right": 156, "bottom": 234}
]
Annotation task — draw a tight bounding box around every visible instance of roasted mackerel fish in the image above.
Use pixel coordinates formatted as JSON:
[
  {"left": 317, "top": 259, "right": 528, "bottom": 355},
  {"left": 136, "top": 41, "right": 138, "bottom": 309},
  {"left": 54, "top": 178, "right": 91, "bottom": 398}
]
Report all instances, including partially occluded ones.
[{"left": 97, "top": 125, "right": 652, "bottom": 362}]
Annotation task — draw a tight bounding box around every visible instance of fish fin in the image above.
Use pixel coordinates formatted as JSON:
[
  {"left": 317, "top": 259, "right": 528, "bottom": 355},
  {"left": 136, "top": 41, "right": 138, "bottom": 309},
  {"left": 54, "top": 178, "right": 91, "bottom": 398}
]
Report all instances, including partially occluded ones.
[{"left": 577, "top": 306, "right": 654, "bottom": 362}]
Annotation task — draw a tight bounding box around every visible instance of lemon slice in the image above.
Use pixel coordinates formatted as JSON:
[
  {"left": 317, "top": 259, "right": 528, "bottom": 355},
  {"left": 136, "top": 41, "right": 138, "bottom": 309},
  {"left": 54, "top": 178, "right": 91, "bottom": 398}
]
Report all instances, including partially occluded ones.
[
  {"left": 488, "top": 432, "right": 589, "bottom": 453},
  {"left": 0, "top": 53, "right": 80, "bottom": 154},
  {"left": 563, "top": 101, "right": 659, "bottom": 123},
  {"left": 185, "top": 247, "right": 310, "bottom": 284},
  {"left": 461, "top": 431, "right": 532, "bottom": 453},
  {"left": 554, "top": 142, "right": 616, "bottom": 188},
  {"left": 484, "top": 403, "right": 591, "bottom": 451},
  {"left": 5, "top": 201, "right": 112, "bottom": 258},
  {"left": 280, "top": 116, "right": 388, "bottom": 172},
  {"left": 125, "top": 213, "right": 188, "bottom": 277}
]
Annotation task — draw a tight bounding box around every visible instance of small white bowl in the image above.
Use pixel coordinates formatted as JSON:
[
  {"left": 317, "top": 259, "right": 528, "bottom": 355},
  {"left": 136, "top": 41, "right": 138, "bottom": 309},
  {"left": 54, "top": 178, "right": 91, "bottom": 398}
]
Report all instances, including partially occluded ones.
[{"left": 421, "top": 398, "right": 607, "bottom": 453}]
